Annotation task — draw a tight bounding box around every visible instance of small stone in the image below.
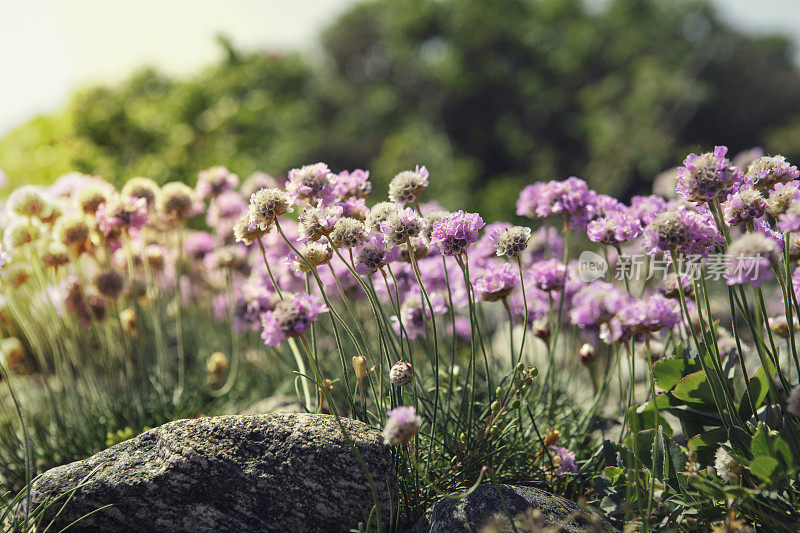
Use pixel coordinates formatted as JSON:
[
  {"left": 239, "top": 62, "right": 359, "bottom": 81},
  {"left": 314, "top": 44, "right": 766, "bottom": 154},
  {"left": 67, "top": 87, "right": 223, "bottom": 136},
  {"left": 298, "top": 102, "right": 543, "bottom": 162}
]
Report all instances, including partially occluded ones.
[{"left": 412, "top": 484, "right": 612, "bottom": 533}]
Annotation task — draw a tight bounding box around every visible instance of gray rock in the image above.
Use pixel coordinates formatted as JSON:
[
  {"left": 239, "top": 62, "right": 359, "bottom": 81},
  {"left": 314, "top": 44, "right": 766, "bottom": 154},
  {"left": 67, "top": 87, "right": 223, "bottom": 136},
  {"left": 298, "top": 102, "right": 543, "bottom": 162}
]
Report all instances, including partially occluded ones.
[
  {"left": 412, "top": 484, "right": 613, "bottom": 533},
  {"left": 30, "top": 413, "right": 397, "bottom": 532}
]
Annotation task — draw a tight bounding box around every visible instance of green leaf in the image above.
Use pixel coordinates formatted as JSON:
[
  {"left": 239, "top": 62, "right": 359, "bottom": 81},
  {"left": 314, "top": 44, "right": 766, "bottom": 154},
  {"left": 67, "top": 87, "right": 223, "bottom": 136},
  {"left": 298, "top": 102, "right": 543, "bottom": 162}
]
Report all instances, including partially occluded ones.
[
  {"left": 775, "top": 437, "right": 793, "bottom": 470},
  {"left": 687, "top": 427, "right": 726, "bottom": 451},
  {"left": 749, "top": 456, "right": 780, "bottom": 484},
  {"left": 652, "top": 357, "right": 697, "bottom": 391},
  {"left": 739, "top": 358, "right": 776, "bottom": 421},
  {"left": 672, "top": 370, "right": 717, "bottom": 407},
  {"left": 751, "top": 423, "right": 774, "bottom": 458},
  {"left": 627, "top": 401, "right": 673, "bottom": 437},
  {"left": 604, "top": 466, "right": 624, "bottom": 485}
]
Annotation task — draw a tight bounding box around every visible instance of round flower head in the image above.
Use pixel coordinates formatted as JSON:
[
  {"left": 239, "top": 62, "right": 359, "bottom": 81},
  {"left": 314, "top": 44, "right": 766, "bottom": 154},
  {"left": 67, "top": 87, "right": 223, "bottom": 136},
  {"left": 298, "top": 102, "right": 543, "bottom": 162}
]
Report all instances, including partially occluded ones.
[
  {"left": 675, "top": 146, "right": 741, "bottom": 203},
  {"left": 381, "top": 207, "right": 426, "bottom": 246},
  {"left": 355, "top": 233, "right": 393, "bottom": 275},
  {"left": 121, "top": 177, "right": 160, "bottom": 209},
  {"left": 551, "top": 446, "right": 577, "bottom": 475},
  {"left": 389, "top": 360, "right": 413, "bottom": 386},
  {"left": 75, "top": 184, "right": 112, "bottom": 215},
  {"left": 241, "top": 171, "right": 277, "bottom": 198},
  {"left": 96, "top": 195, "right": 148, "bottom": 237},
  {"left": 94, "top": 270, "right": 125, "bottom": 300},
  {"left": 586, "top": 209, "right": 641, "bottom": 245},
  {"left": 579, "top": 343, "right": 596, "bottom": 365},
  {"left": 388, "top": 166, "right": 429, "bottom": 205},
  {"left": 494, "top": 226, "right": 531, "bottom": 259},
  {"left": 569, "top": 281, "right": 631, "bottom": 327},
  {"left": 7, "top": 186, "right": 46, "bottom": 218},
  {"left": 3, "top": 218, "right": 40, "bottom": 249},
  {"left": 746, "top": 155, "right": 799, "bottom": 191},
  {"left": 158, "top": 182, "right": 195, "bottom": 221},
  {"left": 298, "top": 201, "right": 343, "bottom": 241},
  {"left": 37, "top": 240, "right": 70, "bottom": 270},
  {"left": 286, "top": 163, "right": 334, "bottom": 203},
  {"left": 629, "top": 195, "right": 668, "bottom": 227},
  {"left": 382, "top": 406, "right": 422, "bottom": 446},
  {"left": 766, "top": 181, "right": 800, "bottom": 217},
  {"left": 517, "top": 178, "right": 596, "bottom": 230},
  {"left": 260, "top": 293, "right": 328, "bottom": 347},
  {"left": 339, "top": 197, "right": 369, "bottom": 221},
  {"left": 516, "top": 182, "right": 546, "bottom": 218},
  {"left": 723, "top": 186, "right": 765, "bottom": 226},
  {"left": 366, "top": 202, "right": 399, "bottom": 234},
  {"left": 207, "top": 245, "right": 248, "bottom": 271},
  {"left": 422, "top": 209, "right": 451, "bottom": 244},
  {"left": 529, "top": 259, "right": 565, "bottom": 291},
  {"left": 1, "top": 259, "right": 30, "bottom": 288},
  {"left": 333, "top": 169, "right": 372, "bottom": 199},
  {"left": 643, "top": 208, "right": 722, "bottom": 257},
  {"left": 288, "top": 241, "right": 333, "bottom": 273},
  {"left": 714, "top": 445, "right": 741, "bottom": 482},
  {"left": 248, "top": 187, "right": 293, "bottom": 231},
  {"left": 38, "top": 198, "right": 64, "bottom": 225},
  {"left": 196, "top": 166, "right": 239, "bottom": 199},
  {"left": 329, "top": 217, "right": 366, "bottom": 249},
  {"left": 788, "top": 386, "right": 800, "bottom": 417},
  {"left": 474, "top": 262, "right": 518, "bottom": 301},
  {"left": 429, "top": 210, "right": 484, "bottom": 256},
  {"left": 54, "top": 212, "right": 91, "bottom": 252},
  {"left": 725, "top": 233, "right": 780, "bottom": 287}
]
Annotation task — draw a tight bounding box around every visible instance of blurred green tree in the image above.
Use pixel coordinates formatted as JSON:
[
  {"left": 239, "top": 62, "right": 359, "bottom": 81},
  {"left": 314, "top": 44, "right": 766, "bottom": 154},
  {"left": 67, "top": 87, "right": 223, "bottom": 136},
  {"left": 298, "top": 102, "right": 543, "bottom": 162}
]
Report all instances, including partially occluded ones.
[{"left": 2, "top": 1, "right": 800, "bottom": 220}]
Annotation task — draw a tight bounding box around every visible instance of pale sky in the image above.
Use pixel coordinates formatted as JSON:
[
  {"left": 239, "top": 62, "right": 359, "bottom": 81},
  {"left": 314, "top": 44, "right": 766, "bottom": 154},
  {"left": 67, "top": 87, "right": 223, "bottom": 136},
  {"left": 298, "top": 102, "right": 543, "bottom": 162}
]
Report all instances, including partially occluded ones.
[{"left": 1, "top": 0, "right": 800, "bottom": 136}]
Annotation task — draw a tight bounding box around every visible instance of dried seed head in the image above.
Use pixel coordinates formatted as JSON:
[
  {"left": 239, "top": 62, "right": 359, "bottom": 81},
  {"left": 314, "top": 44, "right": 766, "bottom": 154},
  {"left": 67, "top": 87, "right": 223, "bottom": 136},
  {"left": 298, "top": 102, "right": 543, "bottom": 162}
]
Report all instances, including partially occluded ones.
[
  {"left": 122, "top": 177, "right": 160, "bottom": 209},
  {"left": 388, "top": 167, "right": 429, "bottom": 205},
  {"left": 248, "top": 188, "right": 293, "bottom": 231},
  {"left": 389, "top": 360, "right": 413, "bottom": 386},
  {"left": 158, "top": 182, "right": 195, "bottom": 221},
  {"left": 329, "top": 217, "right": 366, "bottom": 249},
  {"left": 495, "top": 226, "right": 532, "bottom": 259}
]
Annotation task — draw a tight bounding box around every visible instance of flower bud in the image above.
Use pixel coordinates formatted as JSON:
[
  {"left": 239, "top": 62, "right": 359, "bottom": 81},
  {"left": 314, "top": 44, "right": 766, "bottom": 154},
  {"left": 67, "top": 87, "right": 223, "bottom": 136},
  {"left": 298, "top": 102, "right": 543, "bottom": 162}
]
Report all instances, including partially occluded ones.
[
  {"left": 352, "top": 356, "right": 368, "bottom": 381},
  {"left": 532, "top": 317, "right": 550, "bottom": 341},
  {"left": 389, "top": 360, "right": 413, "bottom": 386},
  {"left": 490, "top": 400, "right": 502, "bottom": 413},
  {"left": 579, "top": 343, "right": 596, "bottom": 365},
  {"left": 544, "top": 428, "right": 561, "bottom": 446}
]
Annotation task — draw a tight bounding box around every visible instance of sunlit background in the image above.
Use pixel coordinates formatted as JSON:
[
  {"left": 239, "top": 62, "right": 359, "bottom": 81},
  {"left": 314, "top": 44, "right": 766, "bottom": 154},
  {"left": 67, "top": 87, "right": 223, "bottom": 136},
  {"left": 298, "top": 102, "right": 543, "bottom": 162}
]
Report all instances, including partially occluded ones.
[{"left": 3, "top": 0, "right": 800, "bottom": 220}]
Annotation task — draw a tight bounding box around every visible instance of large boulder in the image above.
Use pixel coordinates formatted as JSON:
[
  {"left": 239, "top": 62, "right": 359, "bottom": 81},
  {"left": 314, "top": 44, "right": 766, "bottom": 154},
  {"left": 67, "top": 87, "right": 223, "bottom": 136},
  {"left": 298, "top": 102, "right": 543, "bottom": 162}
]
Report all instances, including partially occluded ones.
[
  {"left": 29, "top": 413, "right": 397, "bottom": 532},
  {"left": 412, "top": 484, "right": 612, "bottom": 533}
]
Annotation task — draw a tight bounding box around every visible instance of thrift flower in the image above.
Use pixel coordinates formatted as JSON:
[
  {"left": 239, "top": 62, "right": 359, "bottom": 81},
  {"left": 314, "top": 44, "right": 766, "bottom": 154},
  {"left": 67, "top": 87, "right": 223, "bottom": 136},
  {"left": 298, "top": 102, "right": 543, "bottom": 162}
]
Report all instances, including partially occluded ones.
[
  {"left": 725, "top": 233, "right": 780, "bottom": 287},
  {"left": 298, "top": 201, "right": 343, "bottom": 241},
  {"left": 121, "top": 177, "right": 160, "bottom": 209},
  {"left": 158, "top": 182, "right": 196, "bottom": 221},
  {"left": 7, "top": 186, "right": 47, "bottom": 218},
  {"left": 382, "top": 406, "right": 422, "bottom": 446},
  {"left": 429, "top": 210, "right": 484, "bottom": 256},
  {"left": 75, "top": 184, "right": 112, "bottom": 215},
  {"left": 286, "top": 163, "right": 334, "bottom": 203},
  {"left": 241, "top": 171, "right": 277, "bottom": 198},
  {"left": 260, "top": 293, "right": 328, "bottom": 347},
  {"left": 333, "top": 169, "right": 372, "bottom": 199},
  {"left": 551, "top": 446, "right": 577, "bottom": 475},
  {"left": 381, "top": 207, "right": 426, "bottom": 246},
  {"left": 96, "top": 195, "right": 148, "bottom": 237},
  {"left": 642, "top": 208, "right": 722, "bottom": 257},
  {"left": 675, "top": 146, "right": 741, "bottom": 203},
  {"left": 529, "top": 259, "right": 566, "bottom": 291},
  {"left": 493, "top": 226, "right": 531, "bottom": 259},
  {"left": 714, "top": 445, "right": 741, "bottom": 482},
  {"left": 388, "top": 166, "right": 429, "bottom": 205},
  {"left": 746, "top": 155, "right": 799, "bottom": 191},
  {"left": 355, "top": 233, "right": 394, "bottom": 275},
  {"left": 474, "top": 263, "right": 518, "bottom": 301},
  {"left": 765, "top": 181, "right": 800, "bottom": 217},
  {"left": 196, "top": 166, "right": 239, "bottom": 199},
  {"left": 389, "top": 360, "right": 414, "bottom": 386},
  {"left": 248, "top": 187, "right": 293, "bottom": 231},
  {"left": 723, "top": 186, "right": 765, "bottom": 226},
  {"left": 287, "top": 242, "right": 333, "bottom": 273}
]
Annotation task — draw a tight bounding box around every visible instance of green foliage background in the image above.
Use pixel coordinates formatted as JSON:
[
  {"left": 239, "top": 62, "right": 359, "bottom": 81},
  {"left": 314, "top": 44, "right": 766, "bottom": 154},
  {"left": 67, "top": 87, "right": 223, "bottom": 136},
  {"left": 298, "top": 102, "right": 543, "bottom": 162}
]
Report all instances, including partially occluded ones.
[{"left": 4, "top": 0, "right": 800, "bottom": 220}]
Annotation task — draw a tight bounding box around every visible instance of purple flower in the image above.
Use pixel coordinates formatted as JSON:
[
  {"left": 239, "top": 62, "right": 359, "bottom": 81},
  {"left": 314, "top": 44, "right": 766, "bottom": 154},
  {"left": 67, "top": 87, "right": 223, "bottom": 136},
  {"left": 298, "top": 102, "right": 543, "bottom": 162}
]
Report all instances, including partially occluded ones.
[
  {"left": 629, "top": 195, "right": 668, "bottom": 227},
  {"left": 430, "top": 210, "right": 484, "bottom": 256},
  {"left": 196, "top": 166, "right": 239, "bottom": 199},
  {"left": 746, "top": 155, "right": 799, "bottom": 191},
  {"left": 333, "top": 169, "right": 372, "bottom": 199},
  {"left": 551, "top": 446, "right": 577, "bottom": 475},
  {"left": 642, "top": 207, "right": 722, "bottom": 257},
  {"left": 675, "top": 146, "right": 742, "bottom": 203},
  {"left": 474, "top": 222, "right": 512, "bottom": 259},
  {"left": 603, "top": 295, "right": 680, "bottom": 342},
  {"left": 260, "top": 293, "right": 328, "bottom": 347},
  {"left": 586, "top": 208, "right": 641, "bottom": 245},
  {"left": 766, "top": 180, "right": 800, "bottom": 217},
  {"left": 529, "top": 259, "right": 566, "bottom": 291},
  {"left": 355, "top": 233, "right": 395, "bottom": 275},
  {"left": 207, "top": 190, "right": 247, "bottom": 228},
  {"left": 569, "top": 281, "right": 631, "bottom": 327},
  {"left": 725, "top": 233, "right": 780, "bottom": 287},
  {"left": 96, "top": 195, "right": 148, "bottom": 236},
  {"left": 723, "top": 186, "right": 765, "bottom": 226},
  {"left": 298, "top": 200, "right": 343, "bottom": 241},
  {"left": 338, "top": 197, "right": 369, "bottom": 220},
  {"left": 383, "top": 406, "right": 422, "bottom": 445},
  {"left": 517, "top": 178, "right": 597, "bottom": 231},
  {"left": 380, "top": 207, "right": 426, "bottom": 246},
  {"left": 474, "top": 262, "right": 518, "bottom": 301},
  {"left": 286, "top": 163, "right": 335, "bottom": 203},
  {"left": 184, "top": 232, "right": 216, "bottom": 260}
]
